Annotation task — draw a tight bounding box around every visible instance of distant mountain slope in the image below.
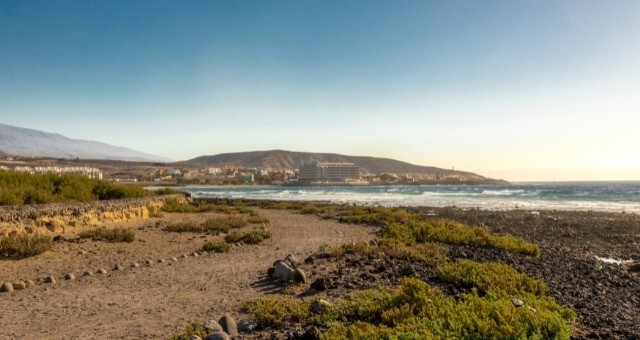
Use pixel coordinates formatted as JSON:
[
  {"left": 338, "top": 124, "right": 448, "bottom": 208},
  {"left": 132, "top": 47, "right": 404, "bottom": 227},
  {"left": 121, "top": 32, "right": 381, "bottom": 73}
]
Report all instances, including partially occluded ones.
[
  {"left": 0, "top": 123, "right": 170, "bottom": 162},
  {"left": 185, "top": 150, "right": 488, "bottom": 179}
]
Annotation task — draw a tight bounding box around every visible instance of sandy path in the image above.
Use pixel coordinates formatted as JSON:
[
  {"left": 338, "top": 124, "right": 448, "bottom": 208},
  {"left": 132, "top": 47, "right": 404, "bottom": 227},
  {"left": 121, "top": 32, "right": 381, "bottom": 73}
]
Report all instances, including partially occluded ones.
[{"left": 0, "top": 209, "right": 377, "bottom": 339}]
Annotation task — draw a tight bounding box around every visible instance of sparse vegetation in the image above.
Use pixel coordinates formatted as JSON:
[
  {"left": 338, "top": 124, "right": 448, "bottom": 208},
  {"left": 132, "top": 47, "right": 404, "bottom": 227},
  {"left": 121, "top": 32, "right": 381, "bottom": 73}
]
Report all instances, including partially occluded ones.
[
  {"left": 168, "top": 321, "right": 207, "bottom": 340},
  {"left": 164, "top": 222, "right": 203, "bottom": 233},
  {"left": 0, "top": 234, "right": 53, "bottom": 257},
  {"left": 202, "top": 240, "right": 231, "bottom": 253},
  {"left": 77, "top": 227, "right": 136, "bottom": 242},
  {"left": 247, "top": 277, "right": 575, "bottom": 339},
  {"left": 224, "top": 228, "right": 272, "bottom": 244}
]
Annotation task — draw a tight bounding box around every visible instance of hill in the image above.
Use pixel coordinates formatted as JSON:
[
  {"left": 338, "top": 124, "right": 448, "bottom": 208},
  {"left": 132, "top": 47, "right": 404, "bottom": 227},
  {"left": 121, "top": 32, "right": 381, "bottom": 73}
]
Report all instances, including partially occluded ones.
[
  {"left": 184, "top": 150, "right": 499, "bottom": 181},
  {"left": 0, "top": 123, "right": 170, "bottom": 162}
]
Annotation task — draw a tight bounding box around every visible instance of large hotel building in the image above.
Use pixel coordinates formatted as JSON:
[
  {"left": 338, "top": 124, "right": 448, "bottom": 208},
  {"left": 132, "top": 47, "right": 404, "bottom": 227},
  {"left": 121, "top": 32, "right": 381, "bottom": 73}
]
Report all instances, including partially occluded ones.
[{"left": 298, "top": 161, "right": 359, "bottom": 183}]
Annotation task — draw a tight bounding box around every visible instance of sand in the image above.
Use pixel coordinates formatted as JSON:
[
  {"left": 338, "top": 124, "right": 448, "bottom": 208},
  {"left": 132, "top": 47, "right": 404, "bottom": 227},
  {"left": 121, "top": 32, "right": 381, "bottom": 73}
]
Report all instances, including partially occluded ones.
[{"left": 0, "top": 208, "right": 377, "bottom": 339}]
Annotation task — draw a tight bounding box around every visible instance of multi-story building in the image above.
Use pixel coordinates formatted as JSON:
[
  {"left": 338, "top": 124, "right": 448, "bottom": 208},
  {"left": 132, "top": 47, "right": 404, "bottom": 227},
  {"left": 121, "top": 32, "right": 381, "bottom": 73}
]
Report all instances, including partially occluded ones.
[{"left": 298, "top": 161, "right": 359, "bottom": 183}]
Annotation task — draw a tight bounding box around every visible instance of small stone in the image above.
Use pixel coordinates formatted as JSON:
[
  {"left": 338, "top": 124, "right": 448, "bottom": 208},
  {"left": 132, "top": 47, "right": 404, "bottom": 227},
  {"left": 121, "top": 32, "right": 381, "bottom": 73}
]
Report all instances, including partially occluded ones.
[
  {"left": 512, "top": 299, "right": 525, "bottom": 308},
  {"left": 304, "top": 256, "right": 314, "bottom": 264},
  {"left": 158, "top": 258, "right": 165, "bottom": 263},
  {"left": 189, "top": 336, "right": 202, "bottom": 340},
  {"left": 0, "top": 282, "right": 14, "bottom": 293},
  {"left": 25, "top": 279, "right": 35, "bottom": 287},
  {"left": 131, "top": 262, "right": 140, "bottom": 268},
  {"left": 82, "top": 271, "right": 94, "bottom": 277},
  {"left": 285, "top": 254, "right": 299, "bottom": 267},
  {"left": 293, "top": 268, "right": 307, "bottom": 284},
  {"left": 204, "top": 332, "right": 229, "bottom": 340},
  {"left": 218, "top": 314, "right": 238, "bottom": 336},
  {"left": 113, "top": 264, "right": 124, "bottom": 271},
  {"left": 311, "top": 278, "right": 329, "bottom": 291},
  {"left": 145, "top": 259, "right": 153, "bottom": 266},
  {"left": 44, "top": 275, "right": 56, "bottom": 284},
  {"left": 182, "top": 254, "right": 188, "bottom": 259},
  {"left": 171, "top": 257, "right": 179, "bottom": 262},
  {"left": 78, "top": 250, "right": 87, "bottom": 255},
  {"left": 369, "top": 239, "right": 379, "bottom": 247},
  {"left": 96, "top": 268, "right": 107, "bottom": 274},
  {"left": 12, "top": 281, "right": 27, "bottom": 290},
  {"left": 192, "top": 252, "right": 199, "bottom": 257},
  {"left": 237, "top": 319, "right": 257, "bottom": 333},
  {"left": 64, "top": 273, "right": 76, "bottom": 280},
  {"left": 203, "top": 320, "right": 223, "bottom": 332}
]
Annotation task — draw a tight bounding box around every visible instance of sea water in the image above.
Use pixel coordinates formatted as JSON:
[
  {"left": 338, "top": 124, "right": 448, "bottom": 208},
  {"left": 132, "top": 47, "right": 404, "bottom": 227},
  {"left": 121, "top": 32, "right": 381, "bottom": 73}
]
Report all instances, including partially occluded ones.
[{"left": 180, "top": 182, "right": 640, "bottom": 213}]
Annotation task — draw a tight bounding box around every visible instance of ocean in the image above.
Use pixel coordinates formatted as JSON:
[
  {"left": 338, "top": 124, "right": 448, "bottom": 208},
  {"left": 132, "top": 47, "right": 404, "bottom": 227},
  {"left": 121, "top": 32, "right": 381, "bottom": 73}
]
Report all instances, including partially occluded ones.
[{"left": 180, "top": 182, "right": 640, "bottom": 214}]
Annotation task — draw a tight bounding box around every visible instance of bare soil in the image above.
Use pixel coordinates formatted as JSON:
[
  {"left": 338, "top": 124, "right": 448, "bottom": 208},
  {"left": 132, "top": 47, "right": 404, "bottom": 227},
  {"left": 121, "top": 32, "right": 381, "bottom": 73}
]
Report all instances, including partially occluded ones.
[{"left": 0, "top": 209, "right": 377, "bottom": 339}]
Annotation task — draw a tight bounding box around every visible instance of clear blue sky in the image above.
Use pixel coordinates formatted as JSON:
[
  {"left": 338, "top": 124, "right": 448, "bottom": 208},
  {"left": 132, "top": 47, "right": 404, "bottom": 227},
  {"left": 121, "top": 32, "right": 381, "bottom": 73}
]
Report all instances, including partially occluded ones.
[{"left": 1, "top": 1, "right": 639, "bottom": 181}]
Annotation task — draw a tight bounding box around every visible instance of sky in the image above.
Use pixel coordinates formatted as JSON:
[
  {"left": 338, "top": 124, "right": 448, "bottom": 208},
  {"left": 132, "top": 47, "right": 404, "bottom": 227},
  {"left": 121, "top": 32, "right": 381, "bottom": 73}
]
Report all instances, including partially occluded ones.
[{"left": 0, "top": 1, "right": 639, "bottom": 182}]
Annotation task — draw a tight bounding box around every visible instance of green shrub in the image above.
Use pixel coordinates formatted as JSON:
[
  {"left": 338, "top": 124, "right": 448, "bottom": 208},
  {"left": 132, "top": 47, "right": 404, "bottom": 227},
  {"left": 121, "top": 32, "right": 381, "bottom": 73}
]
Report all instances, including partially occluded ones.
[
  {"left": 77, "top": 227, "right": 136, "bottom": 242},
  {"left": 0, "top": 170, "right": 151, "bottom": 206},
  {"left": 0, "top": 234, "right": 53, "bottom": 257},
  {"left": 247, "top": 277, "right": 575, "bottom": 339},
  {"left": 161, "top": 199, "right": 199, "bottom": 213},
  {"left": 201, "top": 215, "right": 247, "bottom": 233},
  {"left": 202, "top": 241, "right": 231, "bottom": 253},
  {"left": 436, "top": 259, "right": 548, "bottom": 296},
  {"left": 224, "top": 229, "right": 272, "bottom": 244},
  {"left": 154, "top": 187, "right": 182, "bottom": 195},
  {"left": 246, "top": 297, "right": 311, "bottom": 328},
  {"left": 168, "top": 321, "right": 207, "bottom": 340},
  {"left": 378, "top": 220, "right": 540, "bottom": 257}
]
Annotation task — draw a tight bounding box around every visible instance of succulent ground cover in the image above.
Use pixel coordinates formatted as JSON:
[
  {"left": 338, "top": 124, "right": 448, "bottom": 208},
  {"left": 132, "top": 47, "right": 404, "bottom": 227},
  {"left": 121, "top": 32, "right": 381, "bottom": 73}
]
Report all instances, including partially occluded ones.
[{"left": 167, "top": 200, "right": 576, "bottom": 339}]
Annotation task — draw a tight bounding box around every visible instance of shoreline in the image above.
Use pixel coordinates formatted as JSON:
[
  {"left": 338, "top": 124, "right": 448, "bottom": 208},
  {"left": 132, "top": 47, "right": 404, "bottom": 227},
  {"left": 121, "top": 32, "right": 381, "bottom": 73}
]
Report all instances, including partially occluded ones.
[{"left": 1, "top": 200, "right": 638, "bottom": 338}]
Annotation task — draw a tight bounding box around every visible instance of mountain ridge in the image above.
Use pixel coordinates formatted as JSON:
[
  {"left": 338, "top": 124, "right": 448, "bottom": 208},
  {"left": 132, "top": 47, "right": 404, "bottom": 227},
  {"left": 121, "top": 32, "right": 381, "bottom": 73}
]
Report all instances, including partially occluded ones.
[
  {"left": 0, "top": 123, "right": 170, "bottom": 162},
  {"left": 183, "top": 149, "right": 498, "bottom": 181}
]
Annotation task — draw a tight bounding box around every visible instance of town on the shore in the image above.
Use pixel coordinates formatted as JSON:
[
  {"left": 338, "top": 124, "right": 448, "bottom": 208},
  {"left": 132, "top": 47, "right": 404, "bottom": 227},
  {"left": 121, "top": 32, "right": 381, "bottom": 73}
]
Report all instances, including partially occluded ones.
[{"left": 1, "top": 157, "right": 502, "bottom": 186}]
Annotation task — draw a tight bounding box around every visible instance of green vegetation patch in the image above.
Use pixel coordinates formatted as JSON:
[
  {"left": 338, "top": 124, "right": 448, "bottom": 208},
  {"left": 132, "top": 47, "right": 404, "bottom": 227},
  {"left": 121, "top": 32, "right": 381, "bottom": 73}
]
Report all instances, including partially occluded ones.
[
  {"left": 224, "top": 228, "right": 272, "bottom": 244},
  {"left": 378, "top": 220, "right": 540, "bottom": 257},
  {"left": 168, "top": 321, "right": 207, "bottom": 340},
  {"left": 0, "top": 234, "right": 53, "bottom": 258},
  {"left": 77, "top": 227, "right": 136, "bottom": 242},
  {"left": 436, "top": 259, "right": 548, "bottom": 296},
  {"left": 202, "top": 240, "right": 231, "bottom": 253},
  {"left": 0, "top": 170, "right": 151, "bottom": 206},
  {"left": 201, "top": 215, "right": 247, "bottom": 233},
  {"left": 247, "top": 277, "right": 575, "bottom": 339},
  {"left": 326, "top": 239, "right": 448, "bottom": 266}
]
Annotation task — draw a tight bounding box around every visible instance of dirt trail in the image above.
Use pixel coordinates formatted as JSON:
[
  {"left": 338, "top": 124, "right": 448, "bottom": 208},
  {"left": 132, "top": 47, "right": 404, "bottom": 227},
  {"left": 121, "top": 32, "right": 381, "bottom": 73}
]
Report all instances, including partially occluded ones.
[{"left": 0, "top": 209, "right": 377, "bottom": 339}]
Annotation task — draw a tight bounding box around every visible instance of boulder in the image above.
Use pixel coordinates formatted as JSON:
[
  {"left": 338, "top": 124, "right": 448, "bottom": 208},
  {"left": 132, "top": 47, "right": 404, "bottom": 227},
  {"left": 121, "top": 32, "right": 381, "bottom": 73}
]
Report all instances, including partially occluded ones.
[
  {"left": 285, "top": 254, "right": 299, "bottom": 267},
  {"left": 218, "top": 314, "right": 238, "bottom": 336},
  {"left": 275, "top": 262, "right": 295, "bottom": 282},
  {"left": 203, "top": 320, "right": 223, "bottom": 332},
  {"left": 311, "top": 278, "right": 329, "bottom": 291},
  {"left": 204, "top": 332, "right": 229, "bottom": 340},
  {"left": 293, "top": 268, "right": 307, "bottom": 284},
  {"left": 237, "top": 319, "right": 257, "bottom": 332}
]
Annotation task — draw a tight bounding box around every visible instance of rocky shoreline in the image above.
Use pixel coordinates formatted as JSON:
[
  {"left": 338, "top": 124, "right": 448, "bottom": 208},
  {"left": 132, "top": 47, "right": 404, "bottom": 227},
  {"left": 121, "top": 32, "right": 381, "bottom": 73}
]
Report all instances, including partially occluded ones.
[{"left": 413, "top": 207, "right": 640, "bottom": 339}]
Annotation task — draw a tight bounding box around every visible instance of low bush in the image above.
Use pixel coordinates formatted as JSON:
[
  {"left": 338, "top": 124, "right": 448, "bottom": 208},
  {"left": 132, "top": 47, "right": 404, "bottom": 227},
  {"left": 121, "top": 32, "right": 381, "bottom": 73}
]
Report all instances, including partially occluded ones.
[
  {"left": 247, "top": 277, "right": 575, "bottom": 339},
  {"left": 202, "top": 241, "right": 231, "bottom": 253},
  {"left": 378, "top": 220, "right": 540, "bottom": 257},
  {"left": 0, "top": 234, "right": 53, "bottom": 257},
  {"left": 77, "top": 227, "right": 136, "bottom": 242},
  {"left": 168, "top": 321, "right": 207, "bottom": 340},
  {"left": 201, "top": 215, "right": 247, "bottom": 233},
  {"left": 436, "top": 259, "right": 548, "bottom": 296},
  {"left": 224, "top": 229, "right": 272, "bottom": 244}
]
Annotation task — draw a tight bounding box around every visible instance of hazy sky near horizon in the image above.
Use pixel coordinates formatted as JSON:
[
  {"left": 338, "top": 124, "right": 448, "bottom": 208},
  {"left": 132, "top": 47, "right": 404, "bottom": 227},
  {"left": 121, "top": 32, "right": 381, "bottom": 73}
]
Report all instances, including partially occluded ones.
[{"left": 1, "top": 1, "right": 639, "bottom": 182}]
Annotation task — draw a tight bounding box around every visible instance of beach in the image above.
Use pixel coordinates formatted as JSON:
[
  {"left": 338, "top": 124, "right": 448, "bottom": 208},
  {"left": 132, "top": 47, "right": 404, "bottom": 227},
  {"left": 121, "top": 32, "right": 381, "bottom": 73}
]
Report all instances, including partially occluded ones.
[{"left": 0, "top": 204, "right": 638, "bottom": 339}]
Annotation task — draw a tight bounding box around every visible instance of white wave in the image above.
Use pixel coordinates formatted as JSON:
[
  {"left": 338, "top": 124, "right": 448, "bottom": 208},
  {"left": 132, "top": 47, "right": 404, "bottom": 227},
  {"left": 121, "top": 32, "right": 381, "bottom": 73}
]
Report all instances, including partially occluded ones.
[{"left": 481, "top": 189, "right": 526, "bottom": 196}]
